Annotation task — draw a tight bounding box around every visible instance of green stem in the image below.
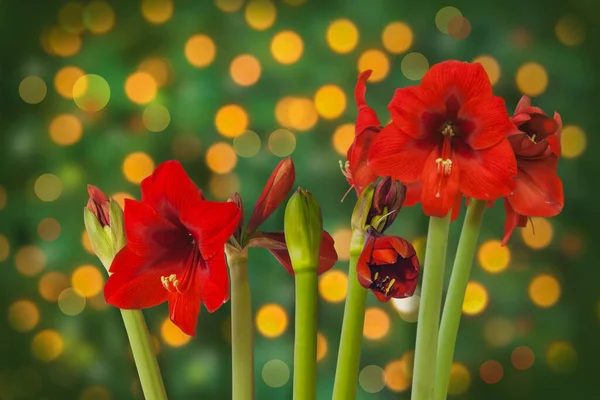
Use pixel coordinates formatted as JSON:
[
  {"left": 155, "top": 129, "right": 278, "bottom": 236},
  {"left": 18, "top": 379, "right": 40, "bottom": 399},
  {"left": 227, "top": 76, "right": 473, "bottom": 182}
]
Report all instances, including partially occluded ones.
[
  {"left": 332, "top": 230, "right": 366, "bottom": 400},
  {"left": 411, "top": 215, "right": 451, "bottom": 400},
  {"left": 119, "top": 309, "right": 168, "bottom": 400},
  {"left": 293, "top": 269, "right": 319, "bottom": 400},
  {"left": 228, "top": 252, "right": 255, "bottom": 400},
  {"left": 433, "top": 200, "right": 486, "bottom": 400}
]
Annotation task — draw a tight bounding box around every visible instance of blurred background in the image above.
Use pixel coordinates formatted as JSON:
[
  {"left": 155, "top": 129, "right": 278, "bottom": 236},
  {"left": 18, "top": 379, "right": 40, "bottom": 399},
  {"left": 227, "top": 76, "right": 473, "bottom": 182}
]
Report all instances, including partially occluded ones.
[{"left": 0, "top": 0, "right": 596, "bottom": 398}]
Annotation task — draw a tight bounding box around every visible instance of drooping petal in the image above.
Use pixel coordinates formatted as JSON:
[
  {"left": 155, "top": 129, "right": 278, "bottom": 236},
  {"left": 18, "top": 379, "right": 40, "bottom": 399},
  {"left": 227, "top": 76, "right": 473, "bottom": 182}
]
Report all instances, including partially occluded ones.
[
  {"left": 198, "top": 253, "right": 230, "bottom": 313},
  {"left": 420, "top": 60, "right": 493, "bottom": 104},
  {"left": 508, "top": 155, "right": 564, "bottom": 217},
  {"left": 355, "top": 235, "right": 375, "bottom": 288},
  {"left": 368, "top": 123, "right": 435, "bottom": 183},
  {"left": 375, "top": 235, "right": 416, "bottom": 259},
  {"left": 180, "top": 201, "right": 241, "bottom": 260},
  {"left": 355, "top": 70, "right": 381, "bottom": 133},
  {"left": 501, "top": 199, "right": 528, "bottom": 246},
  {"left": 420, "top": 150, "right": 461, "bottom": 218},
  {"left": 168, "top": 265, "right": 203, "bottom": 337},
  {"left": 458, "top": 95, "right": 517, "bottom": 150},
  {"left": 123, "top": 199, "right": 189, "bottom": 257},
  {"left": 104, "top": 247, "right": 178, "bottom": 309},
  {"left": 455, "top": 140, "right": 516, "bottom": 201},
  {"left": 347, "top": 127, "right": 380, "bottom": 192},
  {"left": 247, "top": 158, "right": 295, "bottom": 234},
  {"left": 140, "top": 160, "right": 205, "bottom": 229}
]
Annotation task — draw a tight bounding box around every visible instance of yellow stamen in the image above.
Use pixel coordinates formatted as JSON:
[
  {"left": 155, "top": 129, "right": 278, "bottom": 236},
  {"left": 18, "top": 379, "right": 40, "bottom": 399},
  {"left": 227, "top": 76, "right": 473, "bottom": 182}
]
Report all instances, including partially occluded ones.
[
  {"left": 374, "top": 272, "right": 379, "bottom": 281},
  {"left": 385, "top": 278, "right": 396, "bottom": 295}
]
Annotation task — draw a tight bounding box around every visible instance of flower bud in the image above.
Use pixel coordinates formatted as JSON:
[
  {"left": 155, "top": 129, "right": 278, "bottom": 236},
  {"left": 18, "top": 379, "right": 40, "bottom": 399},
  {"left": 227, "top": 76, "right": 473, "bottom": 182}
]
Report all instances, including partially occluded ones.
[
  {"left": 284, "top": 187, "right": 323, "bottom": 273},
  {"left": 368, "top": 177, "right": 406, "bottom": 232},
  {"left": 84, "top": 187, "right": 125, "bottom": 271}
]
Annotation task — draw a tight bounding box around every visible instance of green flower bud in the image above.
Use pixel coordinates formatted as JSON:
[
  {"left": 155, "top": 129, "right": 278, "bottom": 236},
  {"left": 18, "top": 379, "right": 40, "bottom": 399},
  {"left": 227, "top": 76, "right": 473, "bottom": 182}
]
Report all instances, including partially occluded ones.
[
  {"left": 284, "top": 187, "right": 323, "bottom": 273},
  {"left": 350, "top": 183, "right": 375, "bottom": 232}
]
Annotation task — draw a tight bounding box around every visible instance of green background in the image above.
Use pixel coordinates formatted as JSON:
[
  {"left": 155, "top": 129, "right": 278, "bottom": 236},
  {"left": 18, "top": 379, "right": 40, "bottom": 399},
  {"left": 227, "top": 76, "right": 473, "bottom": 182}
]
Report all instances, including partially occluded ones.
[{"left": 0, "top": 0, "right": 596, "bottom": 399}]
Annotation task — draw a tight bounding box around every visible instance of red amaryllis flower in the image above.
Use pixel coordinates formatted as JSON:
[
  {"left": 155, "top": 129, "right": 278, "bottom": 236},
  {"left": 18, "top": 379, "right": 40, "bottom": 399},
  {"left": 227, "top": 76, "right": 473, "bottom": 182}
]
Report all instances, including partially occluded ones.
[
  {"left": 104, "top": 161, "right": 241, "bottom": 336},
  {"left": 86, "top": 185, "right": 111, "bottom": 227},
  {"left": 227, "top": 158, "right": 338, "bottom": 275},
  {"left": 368, "top": 60, "right": 518, "bottom": 217},
  {"left": 356, "top": 229, "right": 420, "bottom": 302},
  {"left": 502, "top": 96, "right": 564, "bottom": 245}
]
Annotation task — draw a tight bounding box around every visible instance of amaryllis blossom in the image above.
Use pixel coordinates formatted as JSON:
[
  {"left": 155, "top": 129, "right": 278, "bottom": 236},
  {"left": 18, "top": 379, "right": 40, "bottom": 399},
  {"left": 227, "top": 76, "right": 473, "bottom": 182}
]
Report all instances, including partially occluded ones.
[
  {"left": 356, "top": 229, "right": 420, "bottom": 302},
  {"left": 86, "top": 185, "right": 111, "bottom": 226},
  {"left": 502, "top": 96, "right": 564, "bottom": 245},
  {"left": 368, "top": 60, "right": 519, "bottom": 217},
  {"left": 227, "top": 158, "right": 338, "bottom": 276},
  {"left": 104, "top": 161, "right": 241, "bottom": 336}
]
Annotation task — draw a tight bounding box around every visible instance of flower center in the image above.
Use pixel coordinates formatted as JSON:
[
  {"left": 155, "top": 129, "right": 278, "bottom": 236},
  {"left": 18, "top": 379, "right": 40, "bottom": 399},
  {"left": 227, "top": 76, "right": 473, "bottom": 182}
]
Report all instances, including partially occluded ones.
[
  {"left": 160, "top": 243, "right": 201, "bottom": 295},
  {"left": 371, "top": 271, "right": 397, "bottom": 296},
  {"left": 433, "top": 122, "right": 455, "bottom": 197}
]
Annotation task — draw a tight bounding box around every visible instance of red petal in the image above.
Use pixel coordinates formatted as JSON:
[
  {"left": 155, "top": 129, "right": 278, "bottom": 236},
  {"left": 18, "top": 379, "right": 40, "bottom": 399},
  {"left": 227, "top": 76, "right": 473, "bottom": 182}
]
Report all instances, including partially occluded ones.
[
  {"left": 199, "top": 253, "right": 230, "bottom": 313},
  {"left": 368, "top": 123, "right": 434, "bottom": 183},
  {"left": 247, "top": 158, "right": 295, "bottom": 233},
  {"left": 381, "top": 235, "right": 417, "bottom": 260},
  {"left": 404, "top": 180, "right": 422, "bottom": 207},
  {"left": 355, "top": 70, "right": 381, "bottom": 133},
  {"left": 420, "top": 60, "right": 493, "bottom": 103},
  {"left": 123, "top": 199, "right": 188, "bottom": 257},
  {"left": 168, "top": 267, "right": 202, "bottom": 337},
  {"left": 318, "top": 231, "right": 339, "bottom": 275},
  {"left": 180, "top": 201, "right": 241, "bottom": 260},
  {"left": 104, "top": 247, "right": 174, "bottom": 309},
  {"left": 455, "top": 140, "right": 517, "bottom": 201},
  {"left": 141, "top": 160, "right": 205, "bottom": 229},
  {"left": 458, "top": 95, "right": 517, "bottom": 150},
  {"left": 87, "top": 184, "right": 109, "bottom": 204},
  {"left": 451, "top": 193, "right": 463, "bottom": 221},
  {"left": 420, "top": 151, "right": 461, "bottom": 218},
  {"left": 387, "top": 86, "right": 435, "bottom": 140},
  {"left": 501, "top": 199, "right": 528, "bottom": 246},
  {"left": 356, "top": 236, "right": 374, "bottom": 288},
  {"left": 508, "top": 155, "right": 564, "bottom": 217},
  {"left": 514, "top": 95, "right": 531, "bottom": 114},
  {"left": 548, "top": 112, "right": 562, "bottom": 157},
  {"left": 347, "top": 127, "right": 380, "bottom": 192}
]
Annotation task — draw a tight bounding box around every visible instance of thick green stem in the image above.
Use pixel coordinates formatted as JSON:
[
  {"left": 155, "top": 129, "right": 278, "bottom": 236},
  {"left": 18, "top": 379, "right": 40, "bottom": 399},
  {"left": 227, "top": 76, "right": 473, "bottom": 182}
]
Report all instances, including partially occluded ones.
[
  {"left": 228, "top": 253, "right": 254, "bottom": 400},
  {"left": 332, "top": 230, "right": 366, "bottom": 400},
  {"left": 119, "top": 309, "right": 168, "bottom": 400},
  {"left": 411, "top": 215, "right": 451, "bottom": 400},
  {"left": 434, "top": 200, "right": 486, "bottom": 400},
  {"left": 293, "top": 269, "right": 319, "bottom": 400}
]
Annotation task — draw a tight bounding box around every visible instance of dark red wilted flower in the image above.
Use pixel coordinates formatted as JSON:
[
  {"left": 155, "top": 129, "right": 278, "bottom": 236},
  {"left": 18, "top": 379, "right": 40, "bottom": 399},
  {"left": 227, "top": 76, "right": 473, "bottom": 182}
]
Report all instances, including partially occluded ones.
[
  {"left": 86, "top": 185, "right": 111, "bottom": 227},
  {"left": 368, "top": 60, "right": 518, "bottom": 218},
  {"left": 104, "top": 161, "right": 241, "bottom": 336},
  {"left": 502, "top": 96, "right": 564, "bottom": 245},
  {"left": 228, "top": 158, "right": 338, "bottom": 276},
  {"left": 356, "top": 229, "right": 420, "bottom": 302},
  {"left": 341, "top": 70, "right": 381, "bottom": 195}
]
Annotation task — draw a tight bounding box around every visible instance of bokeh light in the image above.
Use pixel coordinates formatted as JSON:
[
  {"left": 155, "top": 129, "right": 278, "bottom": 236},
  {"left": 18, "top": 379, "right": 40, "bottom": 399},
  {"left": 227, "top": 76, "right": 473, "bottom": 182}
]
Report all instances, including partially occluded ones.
[
  {"left": 142, "top": 104, "right": 171, "bottom": 132},
  {"left": 245, "top": 0, "right": 276, "bottom": 31},
  {"left": 256, "top": 304, "right": 288, "bottom": 338},
  {"left": 125, "top": 72, "right": 157, "bottom": 105},
  {"left": 472, "top": 55, "right": 501, "bottom": 86},
  {"left": 111, "top": 192, "right": 135, "bottom": 210},
  {"left": 480, "top": 360, "right": 503, "bottom": 384},
  {"left": 546, "top": 341, "right": 577, "bottom": 374},
  {"left": 484, "top": 317, "right": 515, "bottom": 347},
  {"left": 185, "top": 34, "right": 216, "bottom": 67},
  {"left": 462, "top": 281, "right": 488, "bottom": 316},
  {"left": 31, "top": 330, "right": 64, "bottom": 362},
  {"left": 80, "top": 385, "right": 113, "bottom": 400},
  {"left": 8, "top": 300, "right": 40, "bottom": 332},
  {"left": 358, "top": 365, "right": 386, "bottom": 394},
  {"left": 561, "top": 125, "right": 587, "bottom": 159},
  {"left": 0, "top": 235, "right": 9, "bottom": 262},
  {"left": 83, "top": 1, "right": 115, "bottom": 34},
  {"left": 521, "top": 217, "right": 553, "bottom": 249},
  {"left": 448, "top": 362, "right": 471, "bottom": 395},
  {"left": 529, "top": 273, "right": 561, "bottom": 308},
  {"left": 448, "top": 16, "right": 472, "bottom": 40},
  {"left": 516, "top": 63, "right": 548, "bottom": 96},
  {"left": 555, "top": 15, "right": 585, "bottom": 46},
  {"left": 58, "top": 288, "right": 86, "bottom": 316},
  {"left": 138, "top": 58, "right": 172, "bottom": 88},
  {"left": 141, "top": 0, "right": 174, "bottom": 24},
  {"left": 230, "top": 54, "right": 262, "bottom": 86},
  {"left": 206, "top": 143, "right": 237, "bottom": 174},
  {"left": 332, "top": 228, "right": 352, "bottom": 261},
  {"left": 233, "top": 130, "right": 261, "bottom": 158},
  {"left": 363, "top": 307, "right": 390, "bottom": 340},
  {"left": 435, "top": 6, "right": 462, "bottom": 34},
  {"left": 275, "top": 97, "right": 318, "bottom": 131},
  {"left": 317, "top": 332, "right": 327, "bottom": 362},
  {"left": 262, "top": 360, "right": 289, "bottom": 388},
  {"left": 326, "top": 19, "right": 359, "bottom": 54},
  {"left": 15, "top": 246, "right": 46, "bottom": 276},
  {"left": 49, "top": 114, "right": 83, "bottom": 146},
  {"left": 332, "top": 123, "right": 354, "bottom": 155},
  {"left": 401, "top": 52, "right": 429, "bottom": 81},
  {"left": 123, "top": 152, "right": 155, "bottom": 184},
  {"left": 271, "top": 31, "right": 303, "bottom": 64},
  {"left": 215, "top": 0, "right": 244, "bottom": 13},
  {"left": 19, "top": 76, "right": 47, "bottom": 104},
  {"left": 382, "top": 22, "right": 413, "bottom": 54},
  {"left": 318, "top": 270, "right": 348, "bottom": 303},
  {"left": 314, "top": 85, "right": 346, "bottom": 119},
  {"left": 268, "top": 129, "right": 296, "bottom": 157},
  {"left": 48, "top": 26, "right": 81, "bottom": 57},
  {"left": 209, "top": 173, "right": 240, "bottom": 200},
  {"left": 72, "top": 265, "right": 104, "bottom": 297},
  {"left": 0, "top": 185, "right": 6, "bottom": 210},
  {"left": 54, "top": 66, "right": 85, "bottom": 99},
  {"left": 478, "top": 239, "right": 510, "bottom": 274},
  {"left": 34, "top": 174, "right": 63, "bottom": 202},
  {"left": 357, "top": 49, "right": 390, "bottom": 82},
  {"left": 37, "top": 218, "right": 61, "bottom": 242},
  {"left": 384, "top": 358, "right": 411, "bottom": 392},
  {"left": 73, "top": 74, "right": 111, "bottom": 112},
  {"left": 511, "top": 346, "right": 535, "bottom": 370},
  {"left": 160, "top": 318, "right": 191, "bottom": 347},
  {"left": 171, "top": 135, "right": 202, "bottom": 162},
  {"left": 39, "top": 271, "right": 70, "bottom": 302},
  {"left": 391, "top": 295, "right": 420, "bottom": 323},
  {"left": 215, "top": 105, "right": 249, "bottom": 138},
  {"left": 58, "top": 2, "right": 85, "bottom": 34}
]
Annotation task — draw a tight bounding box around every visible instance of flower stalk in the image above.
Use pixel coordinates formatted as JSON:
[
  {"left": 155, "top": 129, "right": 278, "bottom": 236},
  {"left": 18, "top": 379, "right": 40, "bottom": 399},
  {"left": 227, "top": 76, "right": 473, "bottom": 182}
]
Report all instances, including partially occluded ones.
[
  {"left": 411, "top": 214, "right": 451, "bottom": 400},
  {"left": 434, "top": 199, "right": 486, "bottom": 400}
]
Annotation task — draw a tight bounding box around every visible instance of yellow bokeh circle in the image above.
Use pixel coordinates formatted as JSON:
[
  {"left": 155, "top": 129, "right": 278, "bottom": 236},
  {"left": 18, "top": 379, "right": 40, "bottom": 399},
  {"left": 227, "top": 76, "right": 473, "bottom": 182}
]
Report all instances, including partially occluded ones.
[
  {"left": 216, "top": 0, "right": 244, "bottom": 13},
  {"left": 382, "top": 22, "right": 413, "bottom": 54},
  {"left": 0, "top": 234, "right": 9, "bottom": 262},
  {"left": 72, "top": 74, "right": 111, "bottom": 112},
  {"left": 363, "top": 307, "right": 390, "bottom": 340},
  {"left": 318, "top": 270, "right": 348, "bottom": 303},
  {"left": 37, "top": 218, "right": 61, "bottom": 242},
  {"left": 19, "top": 76, "right": 47, "bottom": 105},
  {"left": 448, "top": 362, "right": 471, "bottom": 395},
  {"left": 462, "top": 281, "right": 488, "bottom": 316},
  {"left": 555, "top": 15, "right": 585, "bottom": 46},
  {"left": 529, "top": 273, "right": 561, "bottom": 308},
  {"left": 384, "top": 358, "right": 411, "bottom": 392},
  {"left": 8, "top": 300, "right": 40, "bottom": 332},
  {"left": 256, "top": 304, "right": 288, "bottom": 338},
  {"left": 31, "top": 329, "right": 64, "bottom": 362},
  {"left": 332, "top": 123, "right": 354, "bottom": 156},
  {"left": 561, "top": 125, "right": 586, "bottom": 159},
  {"left": 185, "top": 35, "right": 216, "bottom": 68},
  {"left": 84, "top": 1, "right": 116, "bottom": 34},
  {"left": 472, "top": 55, "right": 501, "bottom": 86},
  {"left": 142, "top": 104, "right": 171, "bottom": 133},
  {"left": 141, "top": 0, "right": 174, "bottom": 24},
  {"left": 72, "top": 265, "right": 105, "bottom": 298},
  {"left": 477, "top": 239, "right": 510, "bottom": 274},
  {"left": 358, "top": 50, "right": 390, "bottom": 82},
  {"left": 314, "top": 85, "right": 346, "bottom": 119},
  {"left": 230, "top": 54, "right": 262, "bottom": 86},
  {"left": 125, "top": 72, "right": 157, "bottom": 105},
  {"left": 206, "top": 142, "right": 238, "bottom": 174},
  {"left": 516, "top": 62, "right": 548, "bottom": 97},
  {"left": 15, "top": 246, "right": 46, "bottom": 276},
  {"left": 39, "top": 271, "right": 70, "bottom": 302},
  {"left": 245, "top": 0, "right": 276, "bottom": 31},
  {"left": 160, "top": 318, "right": 191, "bottom": 347},
  {"left": 326, "top": 19, "right": 359, "bottom": 54},
  {"left": 54, "top": 66, "right": 85, "bottom": 99},
  {"left": 271, "top": 31, "right": 304, "bottom": 65},
  {"left": 215, "top": 105, "right": 249, "bottom": 138},
  {"left": 332, "top": 228, "right": 352, "bottom": 261},
  {"left": 123, "top": 152, "right": 155, "bottom": 184},
  {"left": 317, "top": 332, "right": 327, "bottom": 362},
  {"left": 521, "top": 217, "right": 553, "bottom": 249},
  {"left": 49, "top": 114, "right": 83, "bottom": 146}
]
